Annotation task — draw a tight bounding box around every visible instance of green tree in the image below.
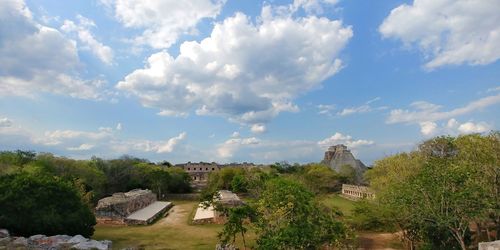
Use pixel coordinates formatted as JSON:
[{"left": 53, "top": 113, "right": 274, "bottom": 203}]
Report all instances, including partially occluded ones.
[
  {"left": 301, "top": 163, "right": 340, "bottom": 194},
  {"left": 231, "top": 174, "right": 248, "bottom": 193},
  {"left": 218, "top": 205, "right": 255, "bottom": 249},
  {"left": 367, "top": 134, "right": 498, "bottom": 249},
  {"left": 255, "top": 178, "right": 348, "bottom": 249},
  {"left": 0, "top": 173, "right": 96, "bottom": 237}
]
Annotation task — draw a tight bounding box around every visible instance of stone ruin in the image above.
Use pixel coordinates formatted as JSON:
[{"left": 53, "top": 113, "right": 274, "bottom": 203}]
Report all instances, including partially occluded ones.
[
  {"left": 321, "top": 144, "right": 367, "bottom": 183},
  {"left": 0, "top": 229, "right": 111, "bottom": 250},
  {"left": 95, "top": 189, "right": 156, "bottom": 224}
]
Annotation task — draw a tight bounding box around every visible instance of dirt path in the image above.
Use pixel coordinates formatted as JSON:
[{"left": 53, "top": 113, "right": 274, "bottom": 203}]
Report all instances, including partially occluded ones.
[
  {"left": 158, "top": 202, "right": 191, "bottom": 226},
  {"left": 357, "top": 232, "right": 403, "bottom": 250}
]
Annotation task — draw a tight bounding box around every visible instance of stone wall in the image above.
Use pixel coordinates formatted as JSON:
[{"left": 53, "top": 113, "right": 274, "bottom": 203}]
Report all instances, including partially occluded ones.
[
  {"left": 341, "top": 184, "right": 375, "bottom": 200},
  {"left": 95, "top": 189, "right": 156, "bottom": 224},
  {"left": 0, "top": 230, "right": 112, "bottom": 250}
]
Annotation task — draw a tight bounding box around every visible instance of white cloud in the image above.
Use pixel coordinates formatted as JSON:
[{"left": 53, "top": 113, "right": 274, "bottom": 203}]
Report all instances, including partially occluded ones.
[
  {"left": 0, "top": 118, "right": 186, "bottom": 156},
  {"left": 387, "top": 94, "right": 500, "bottom": 124},
  {"left": 250, "top": 124, "right": 267, "bottom": 134},
  {"left": 417, "top": 118, "right": 492, "bottom": 136},
  {"left": 61, "top": 15, "right": 114, "bottom": 65},
  {"left": 102, "top": 0, "right": 225, "bottom": 49},
  {"left": 487, "top": 86, "right": 500, "bottom": 93},
  {"left": 67, "top": 143, "right": 95, "bottom": 151},
  {"left": 116, "top": 123, "right": 122, "bottom": 130},
  {"left": 379, "top": 0, "right": 500, "bottom": 69},
  {"left": 272, "top": 0, "right": 340, "bottom": 16},
  {"left": 231, "top": 132, "right": 240, "bottom": 138},
  {"left": 317, "top": 132, "right": 374, "bottom": 149},
  {"left": 333, "top": 97, "right": 385, "bottom": 117},
  {"left": 457, "top": 121, "right": 491, "bottom": 134},
  {"left": 317, "top": 104, "right": 335, "bottom": 116},
  {"left": 0, "top": 118, "right": 13, "bottom": 127},
  {"left": 157, "top": 132, "right": 187, "bottom": 153},
  {"left": 419, "top": 121, "right": 438, "bottom": 136},
  {"left": 217, "top": 136, "right": 260, "bottom": 159},
  {"left": 117, "top": 7, "right": 352, "bottom": 125},
  {"left": 337, "top": 105, "right": 371, "bottom": 116},
  {"left": 0, "top": 0, "right": 104, "bottom": 99}
]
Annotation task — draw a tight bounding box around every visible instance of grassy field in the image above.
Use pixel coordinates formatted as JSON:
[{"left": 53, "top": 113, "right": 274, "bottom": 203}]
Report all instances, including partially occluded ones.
[
  {"left": 93, "top": 196, "right": 402, "bottom": 249},
  {"left": 318, "top": 193, "right": 357, "bottom": 216},
  {"left": 93, "top": 200, "right": 256, "bottom": 250}
]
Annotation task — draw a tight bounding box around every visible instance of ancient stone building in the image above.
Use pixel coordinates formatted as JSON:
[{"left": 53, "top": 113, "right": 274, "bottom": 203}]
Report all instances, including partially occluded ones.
[
  {"left": 341, "top": 184, "right": 375, "bottom": 200},
  {"left": 176, "top": 162, "right": 220, "bottom": 182},
  {"left": 95, "top": 189, "right": 171, "bottom": 225},
  {"left": 176, "top": 162, "right": 256, "bottom": 189},
  {"left": 192, "top": 190, "right": 244, "bottom": 224},
  {"left": 321, "top": 144, "right": 367, "bottom": 182}
]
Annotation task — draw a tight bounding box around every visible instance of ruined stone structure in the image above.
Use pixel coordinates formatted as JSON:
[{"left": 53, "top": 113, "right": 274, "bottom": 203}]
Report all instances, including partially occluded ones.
[
  {"left": 176, "top": 162, "right": 256, "bottom": 189},
  {"left": 321, "top": 144, "right": 367, "bottom": 182},
  {"left": 95, "top": 189, "right": 158, "bottom": 224},
  {"left": 176, "top": 162, "right": 220, "bottom": 183},
  {"left": 0, "top": 230, "right": 112, "bottom": 250},
  {"left": 341, "top": 184, "right": 375, "bottom": 200},
  {"left": 192, "top": 190, "right": 244, "bottom": 224}
]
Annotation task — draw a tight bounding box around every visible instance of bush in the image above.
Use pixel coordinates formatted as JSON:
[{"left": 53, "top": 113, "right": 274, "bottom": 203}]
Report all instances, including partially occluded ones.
[{"left": 0, "top": 173, "right": 96, "bottom": 237}]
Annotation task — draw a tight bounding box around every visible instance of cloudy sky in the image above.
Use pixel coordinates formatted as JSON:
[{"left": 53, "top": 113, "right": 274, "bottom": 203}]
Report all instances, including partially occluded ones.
[{"left": 0, "top": 0, "right": 499, "bottom": 164}]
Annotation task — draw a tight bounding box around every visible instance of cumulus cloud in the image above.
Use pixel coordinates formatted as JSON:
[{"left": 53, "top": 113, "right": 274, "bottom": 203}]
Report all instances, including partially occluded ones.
[
  {"left": 317, "top": 132, "right": 374, "bottom": 149},
  {"left": 117, "top": 6, "right": 352, "bottom": 126},
  {"left": 379, "top": 0, "right": 500, "bottom": 69},
  {"left": 61, "top": 15, "right": 114, "bottom": 65},
  {"left": 0, "top": 117, "right": 186, "bottom": 156},
  {"left": 419, "top": 121, "right": 438, "bottom": 136},
  {"left": 388, "top": 94, "right": 500, "bottom": 124},
  {"left": 102, "top": 0, "right": 225, "bottom": 49},
  {"left": 217, "top": 136, "right": 260, "bottom": 158},
  {"left": 417, "top": 118, "right": 492, "bottom": 136},
  {"left": 0, "top": 0, "right": 104, "bottom": 99},
  {"left": 250, "top": 124, "right": 266, "bottom": 134},
  {"left": 157, "top": 132, "right": 187, "bottom": 153},
  {"left": 457, "top": 121, "right": 491, "bottom": 134}
]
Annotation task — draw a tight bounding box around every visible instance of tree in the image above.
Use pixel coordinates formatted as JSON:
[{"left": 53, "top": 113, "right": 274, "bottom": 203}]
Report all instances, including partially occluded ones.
[
  {"left": 301, "top": 163, "right": 340, "bottom": 193},
  {"left": 218, "top": 205, "right": 255, "bottom": 249},
  {"left": 0, "top": 173, "right": 96, "bottom": 237},
  {"left": 367, "top": 134, "right": 498, "bottom": 249},
  {"left": 230, "top": 174, "right": 248, "bottom": 193},
  {"left": 255, "top": 178, "right": 348, "bottom": 249}
]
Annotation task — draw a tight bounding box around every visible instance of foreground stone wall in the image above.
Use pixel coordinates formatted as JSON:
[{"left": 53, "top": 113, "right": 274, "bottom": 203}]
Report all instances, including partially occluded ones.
[
  {"left": 479, "top": 240, "right": 500, "bottom": 250},
  {"left": 0, "top": 229, "right": 111, "bottom": 250},
  {"left": 95, "top": 189, "right": 156, "bottom": 224}
]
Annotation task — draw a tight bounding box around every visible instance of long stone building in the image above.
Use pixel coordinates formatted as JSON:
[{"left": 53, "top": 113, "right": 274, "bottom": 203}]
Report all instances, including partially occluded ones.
[
  {"left": 341, "top": 184, "right": 375, "bottom": 200},
  {"left": 175, "top": 162, "right": 256, "bottom": 188}
]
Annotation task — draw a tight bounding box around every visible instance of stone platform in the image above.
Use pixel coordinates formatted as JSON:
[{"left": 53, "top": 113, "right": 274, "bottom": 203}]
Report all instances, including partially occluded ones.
[
  {"left": 192, "top": 203, "right": 215, "bottom": 224},
  {"left": 125, "top": 201, "right": 173, "bottom": 225}
]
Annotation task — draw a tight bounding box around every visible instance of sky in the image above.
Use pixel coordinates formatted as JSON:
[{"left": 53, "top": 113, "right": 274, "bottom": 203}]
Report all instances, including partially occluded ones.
[{"left": 0, "top": 0, "right": 499, "bottom": 164}]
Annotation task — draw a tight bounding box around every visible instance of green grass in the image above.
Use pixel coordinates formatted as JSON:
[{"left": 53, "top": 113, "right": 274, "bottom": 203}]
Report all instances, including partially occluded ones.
[
  {"left": 92, "top": 200, "right": 256, "bottom": 250},
  {"left": 318, "top": 194, "right": 357, "bottom": 216}
]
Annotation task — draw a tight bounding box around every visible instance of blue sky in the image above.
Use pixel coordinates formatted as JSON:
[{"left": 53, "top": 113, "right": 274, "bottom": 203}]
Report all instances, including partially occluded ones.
[{"left": 0, "top": 0, "right": 499, "bottom": 164}]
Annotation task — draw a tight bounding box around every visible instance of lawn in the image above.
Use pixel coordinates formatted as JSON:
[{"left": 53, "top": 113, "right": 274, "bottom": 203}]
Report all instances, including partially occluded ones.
[
  {"left": 93, "top": 200, "right": 256, "bottom": 250},
  {"left": 318, "top": 193, "right": 357, "bottom": 216}
]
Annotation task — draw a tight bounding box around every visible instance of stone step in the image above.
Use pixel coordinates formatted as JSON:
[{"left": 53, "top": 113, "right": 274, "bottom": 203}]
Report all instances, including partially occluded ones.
[{"left": 125, "top": 201, "right": 173, "bottom": 225}]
